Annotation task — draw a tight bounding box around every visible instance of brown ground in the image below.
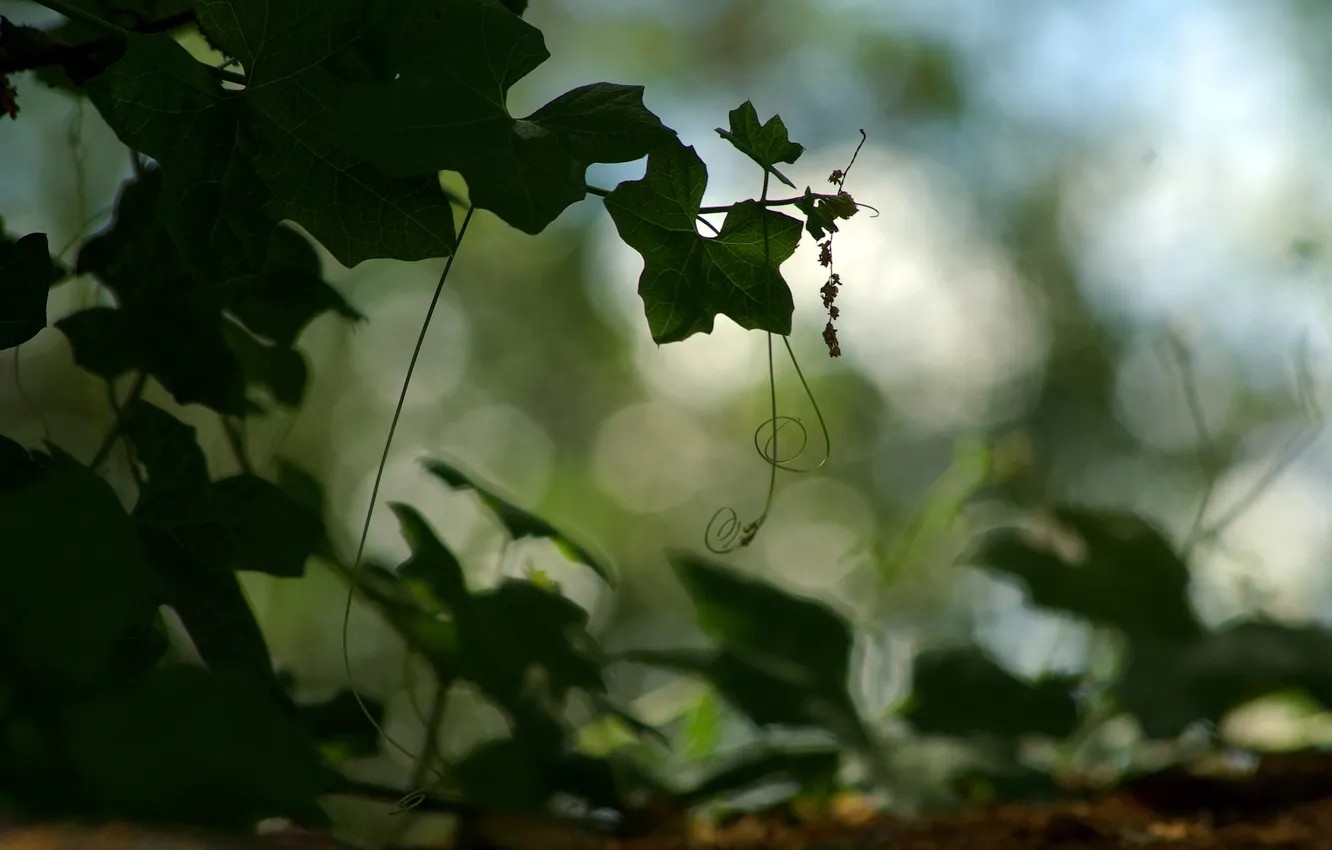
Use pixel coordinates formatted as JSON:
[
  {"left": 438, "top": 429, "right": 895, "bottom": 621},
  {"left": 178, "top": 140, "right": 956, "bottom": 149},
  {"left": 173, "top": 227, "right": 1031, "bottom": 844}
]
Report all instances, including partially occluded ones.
[{"left": 8, "top": 751, "right": 1332, "bottom": 850}]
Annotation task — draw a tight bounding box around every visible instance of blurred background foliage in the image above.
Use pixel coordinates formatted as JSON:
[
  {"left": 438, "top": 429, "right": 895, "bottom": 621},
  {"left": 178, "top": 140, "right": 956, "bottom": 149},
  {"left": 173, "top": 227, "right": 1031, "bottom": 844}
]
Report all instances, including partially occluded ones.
[{"left": 7, "top": 0, "right": 1332, "bottom": 835}]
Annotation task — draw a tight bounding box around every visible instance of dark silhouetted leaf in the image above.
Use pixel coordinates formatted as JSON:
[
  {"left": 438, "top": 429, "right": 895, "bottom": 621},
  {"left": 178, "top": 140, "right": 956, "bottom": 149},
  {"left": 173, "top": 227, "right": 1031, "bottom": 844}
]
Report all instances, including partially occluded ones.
[
  {"left": 330, "top": 1, "right": 673, "bottom": 234},
  {"left": 294, "top": 689, "right": 385, "bottom": 762},
  {"left": 670, "top": 553, "right": 852, "bottom": 692},
  {"left": 715, "top": 101, "right": 804, "bottom": 189},
  {"left": 221, "top": 225, "right": 363, "bottom": 348},
  {"left": 906, "top": 646, "right": 1080, "bottom": 739},
  {"left": 962, "top": 505, "right": 1202, "bottom": 644},
  {"left": 1118, "top": 620, "right": 1332, "bottom": 739},
  {"left": 87, "top": 26, "right": 456, "bottom": 282},
  {"left": 0, "top": 231, "right": 59, "bottom": 350},
  {"left": 677, "top": 743, "right": 841, "bottom": 807},
  {"left": 422, "top": 458, "right": 613, "bottom": 585},
  {"left": 119, "top": 400, "right": 209, "bottom": 493},
  {"left": 0, "top": 445, "right": 159, "bottom": 685},
  {"left": 604, "top": 138, "right": 802, "bottom": 343},
  {"left": 64, "top": 665, "right": 330, "bottom": 830}
]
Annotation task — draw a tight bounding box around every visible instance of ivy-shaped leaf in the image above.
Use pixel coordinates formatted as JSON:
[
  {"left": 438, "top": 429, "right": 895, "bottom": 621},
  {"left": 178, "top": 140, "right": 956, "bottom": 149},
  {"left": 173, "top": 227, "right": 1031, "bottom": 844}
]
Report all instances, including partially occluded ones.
[
  {"left": 605, "top": 138, "right": 802, "bottom": 344},
  {"left": 329, "top": 1, "right": 675, "bottom": 234},
  {"left": 715, "top": 100, "right": 804, "bottom": 189},
  {"left": 86, "top": 20, "right": 456, "bottom": 283},
  {"left": 0, "top": 231, "right": 61, "bottom": 351},
  {"left": 422, "top": 458, "right": 613, "bottom": 585},
  {"left": 62, "top": 169, "right": 355, "bottom": 416}
]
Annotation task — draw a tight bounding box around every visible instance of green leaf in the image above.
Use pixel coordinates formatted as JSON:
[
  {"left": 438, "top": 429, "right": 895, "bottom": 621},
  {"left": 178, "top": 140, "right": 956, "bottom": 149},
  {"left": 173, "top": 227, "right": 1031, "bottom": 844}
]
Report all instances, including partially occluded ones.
[
  {"left": 86, "top": 24, "right": 456, "bottom": 282},
  {"left": 669, "top": 554, "right": 852, "bottom": 691},
  {"left": 422, "top": 458, "right": 614, "bottom": 585},
  {"left": 715, "top": 101, "right": 804, "bottom": 189},
  {"left": 604, "top": 138, "right": 802, "bottom": 343},
  {"left": 293, "top": 689, "right": 386, "bottom": 763},
  {"left": 471, "top": 579, "right": 607, "bottom": 702},
  {"left": 677, "top": 743, "right": 841, "bottom": 807},
  {"left": 454, "top": 738, "right": 550, "bottom": 813},
  {"left": 133, "top": 475, "right": 320, "bottom": 705},
  {"left": 219, "top": 225, "right": 364, "bottom": 348},
  {"left": 221, "top": 318, "right": 309, "bottom": 409},
  {"left": 64, "top": 665, "right": 330, "bottom": 830},
  {"left": 0, "top": 231, "right": 59, "bottom": 351},
  {"left": 330, "top": 1, "right": 674, "bottom": 234},
  {"left": 69, "top": 171, "right": 248, "bottom": 414},
  {"left": 119, "top": 400, "right": 210, "bottom": 493},
  {"left": 391, "top": 504, "right": 590, "bottom": 757},
  {"left": 620, "top": 647, "right": 870, "bottom": 753},
  {"left": 135, "top": 521, "right": 283, "bottom": 702},
  {"left": 0, "top": 445, "right": 159, "bottom": 685},
  {"left": 1117, "top": 620, "right": 1332, "bottom": 738},
  {"left": 136, "top": 475, "right": 321, "bottom": 578},
  {"left": 906, "top": 646, "right": 1080, "bottom": 739},
  {"left": 68, "top": 170, "right": 349, "bottom": 416},
  {"left": 961, "top": 505, "right": 1202, "bottom": 644},
  {"left": 56, "top": 306, "right": 142, "bottom": 382}
]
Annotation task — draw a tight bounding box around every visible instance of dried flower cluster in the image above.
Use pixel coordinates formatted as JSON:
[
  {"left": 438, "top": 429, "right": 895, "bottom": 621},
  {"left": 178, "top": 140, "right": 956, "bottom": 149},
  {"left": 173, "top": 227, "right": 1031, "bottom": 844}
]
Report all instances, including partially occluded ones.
[{"left": 819, "top": 169, "right": 845, "bottom": 357}]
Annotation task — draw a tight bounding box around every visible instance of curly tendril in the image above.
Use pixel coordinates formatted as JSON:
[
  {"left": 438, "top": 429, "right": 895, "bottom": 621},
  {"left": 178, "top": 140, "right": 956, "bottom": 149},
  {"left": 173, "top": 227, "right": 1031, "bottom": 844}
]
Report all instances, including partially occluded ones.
[{"left": 704, "top": 133, "right": 870, "bottom": 553}]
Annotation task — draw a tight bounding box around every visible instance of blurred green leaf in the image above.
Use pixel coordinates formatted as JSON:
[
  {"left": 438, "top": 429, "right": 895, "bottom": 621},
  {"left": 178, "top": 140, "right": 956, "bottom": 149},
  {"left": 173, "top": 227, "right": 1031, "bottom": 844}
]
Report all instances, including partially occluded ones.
[
  {"left": 677, "top": 743, "right": 840, "bottom": 808},
  {"left": 219, "top": 225, "right": 363, "bottom": 348},
  {"left": 293, "top": 689, "right": 385, "bottom": 763},
  {"left": 119, "top": 400, "right": 209, "bottom": 493},
  {"left": 454, "top": 738, "right": 549, "bottom": 813},
  {"left": 962, "top": 505, "right": 1202, "bottom": 644},
  {"left": 137, "top": 475, "right": 320, "bottom": 578},
  {"left": 221, "top": 319, "right": 309, "bottom": 409},
  {"left": 0, "top": 442, "right": 159, "bottom": 685},
  {"left": 0, "top": 231, "right": 60, "bottom": 351},
  {"left": 670, "top": 554, "right": 852, "bottom": 692},
  {"left": 64, "top": 665, "right": 330, "bottom": 830},
  {"left": 906, "top": 646, "right": 1080, "bottom": 739},
  {"left": 1118, "top": 620, "right": 1332, "bottom": 738},
  {"left": 422, "top": 458, "right": 614, "bottom": 585}
]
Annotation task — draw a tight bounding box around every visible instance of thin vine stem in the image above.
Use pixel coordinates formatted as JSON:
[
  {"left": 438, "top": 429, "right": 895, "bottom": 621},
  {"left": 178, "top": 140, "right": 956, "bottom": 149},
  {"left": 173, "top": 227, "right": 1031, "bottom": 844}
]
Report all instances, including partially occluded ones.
[
  {"left": 585, "top": 182, "right": 838, "bottom": 214},
  {"left": 341, "top": 204, "right": 477, "bottom": 792}
]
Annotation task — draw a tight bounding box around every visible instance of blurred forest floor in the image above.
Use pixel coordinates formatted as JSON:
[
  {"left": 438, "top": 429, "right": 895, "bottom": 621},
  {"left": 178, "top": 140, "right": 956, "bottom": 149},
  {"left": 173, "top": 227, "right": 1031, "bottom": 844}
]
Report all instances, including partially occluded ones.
[{"left": 8, "top": 748, "right": 1332, "bottom": 849}]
